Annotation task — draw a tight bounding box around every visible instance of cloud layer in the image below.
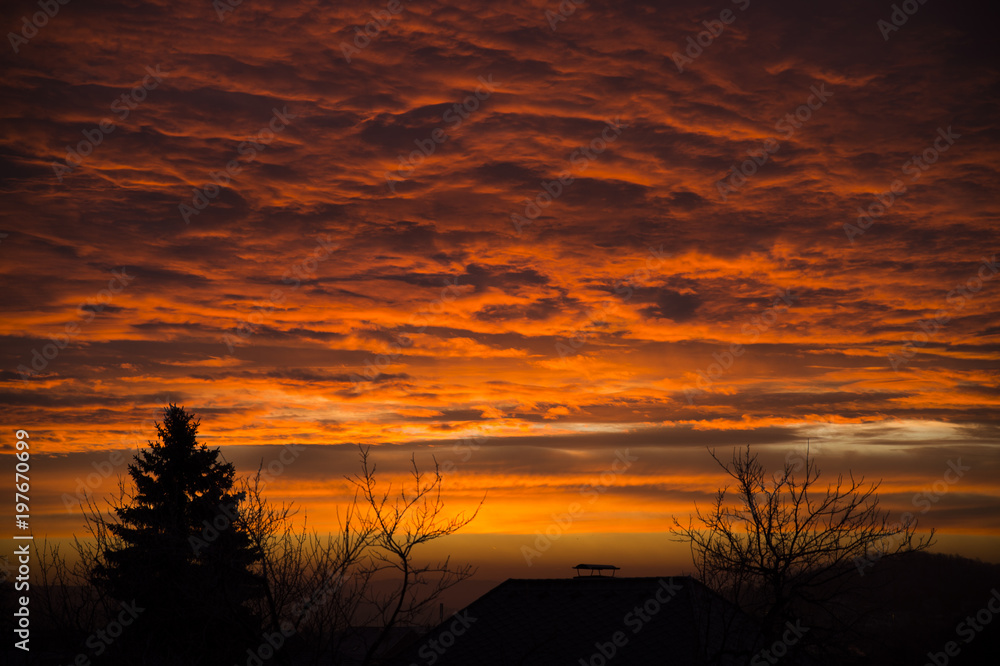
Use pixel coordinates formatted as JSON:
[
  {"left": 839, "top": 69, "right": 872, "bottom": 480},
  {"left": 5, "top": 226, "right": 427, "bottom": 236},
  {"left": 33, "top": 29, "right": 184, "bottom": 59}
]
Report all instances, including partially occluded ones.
[{"left": 1, "top": 0, "right": 998, "bottom": 550}]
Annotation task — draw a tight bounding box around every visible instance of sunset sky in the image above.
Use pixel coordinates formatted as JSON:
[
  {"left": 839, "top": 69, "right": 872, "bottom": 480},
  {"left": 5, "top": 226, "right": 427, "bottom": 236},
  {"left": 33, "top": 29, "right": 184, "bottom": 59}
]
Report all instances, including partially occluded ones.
[{"left": 2, "top": 0, "right": 999, "bottom": 583}]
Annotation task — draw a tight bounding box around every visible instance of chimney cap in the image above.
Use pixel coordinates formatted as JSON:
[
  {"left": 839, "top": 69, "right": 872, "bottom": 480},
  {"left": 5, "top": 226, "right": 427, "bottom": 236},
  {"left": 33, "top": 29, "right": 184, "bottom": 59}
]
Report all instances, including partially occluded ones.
[{"left": 573, "top": 563, "right": 620, "bottom": 577}]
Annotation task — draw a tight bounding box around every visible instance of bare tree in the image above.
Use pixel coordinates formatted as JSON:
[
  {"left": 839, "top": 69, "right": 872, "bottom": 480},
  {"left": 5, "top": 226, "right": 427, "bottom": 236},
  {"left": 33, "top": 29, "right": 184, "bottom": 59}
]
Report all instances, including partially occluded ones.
[
  {"left": 235, "top": 468, "right": 374, "bottom": 665},
  {"left": 33, "top": 484, "right": 135, "bottom": 659},
  {"left": 349, "top": 445, "right": 483, "bottom": 666},
  {"left": 232, "top": 445, "right": 483, "bottom": 665},
  {"left": 672, "top": 445, "right": 934, "bottom": 662}
]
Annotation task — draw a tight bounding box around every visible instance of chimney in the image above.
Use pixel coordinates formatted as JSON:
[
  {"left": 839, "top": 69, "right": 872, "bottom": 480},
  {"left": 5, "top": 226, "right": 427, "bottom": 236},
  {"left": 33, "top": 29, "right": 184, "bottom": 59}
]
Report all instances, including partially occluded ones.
[{"left": 573, "top": 563, "right": 620, "bottom": 577}]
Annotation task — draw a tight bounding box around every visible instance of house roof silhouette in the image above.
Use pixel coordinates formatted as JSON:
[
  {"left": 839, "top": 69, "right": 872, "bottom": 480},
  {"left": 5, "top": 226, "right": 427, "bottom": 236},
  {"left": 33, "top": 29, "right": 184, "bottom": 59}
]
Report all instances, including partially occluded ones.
[{"left": 390, "top": 575, "right": 761, "bottom": 665}]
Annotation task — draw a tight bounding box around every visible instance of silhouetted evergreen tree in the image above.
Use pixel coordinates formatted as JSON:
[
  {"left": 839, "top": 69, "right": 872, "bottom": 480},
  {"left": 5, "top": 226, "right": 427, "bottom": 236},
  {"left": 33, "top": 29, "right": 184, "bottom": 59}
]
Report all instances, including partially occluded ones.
[{"left": 92, "top": 404, "right": 264, "bottom": 664}]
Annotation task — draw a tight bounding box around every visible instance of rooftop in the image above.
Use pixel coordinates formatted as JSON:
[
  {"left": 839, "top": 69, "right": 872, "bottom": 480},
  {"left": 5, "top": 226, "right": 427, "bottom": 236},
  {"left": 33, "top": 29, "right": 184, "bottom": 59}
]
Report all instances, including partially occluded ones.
[{"left": 389, "top": 576, "right": 761, "bottom": 665}]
